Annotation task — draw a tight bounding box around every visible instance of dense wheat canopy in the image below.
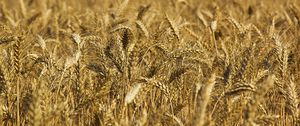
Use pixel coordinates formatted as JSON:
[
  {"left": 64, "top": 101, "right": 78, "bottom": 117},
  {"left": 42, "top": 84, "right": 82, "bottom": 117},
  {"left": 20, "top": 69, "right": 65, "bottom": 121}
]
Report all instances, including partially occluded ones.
[{"left": 0, "top": 0, "right": 299, "bottom": 125}]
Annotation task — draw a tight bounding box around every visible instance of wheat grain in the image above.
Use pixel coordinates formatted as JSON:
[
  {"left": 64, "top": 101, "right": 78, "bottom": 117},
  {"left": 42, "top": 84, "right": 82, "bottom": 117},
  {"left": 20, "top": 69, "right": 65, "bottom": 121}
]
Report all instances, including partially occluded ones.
[{"left": 125, "top": 83, "right": 142, "bottom": 105}]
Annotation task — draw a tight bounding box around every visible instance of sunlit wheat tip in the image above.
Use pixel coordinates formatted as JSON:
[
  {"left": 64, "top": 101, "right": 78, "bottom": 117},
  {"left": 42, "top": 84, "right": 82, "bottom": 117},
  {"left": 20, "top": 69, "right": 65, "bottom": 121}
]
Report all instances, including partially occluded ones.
[{"left": 125, "top": 83, "right": 142, "bottom": 105}]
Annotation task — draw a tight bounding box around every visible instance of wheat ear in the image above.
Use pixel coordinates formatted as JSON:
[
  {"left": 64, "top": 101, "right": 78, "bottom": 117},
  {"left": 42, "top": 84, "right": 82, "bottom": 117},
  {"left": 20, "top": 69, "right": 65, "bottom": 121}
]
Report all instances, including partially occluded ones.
[{"left": 195, "top": 73, "right": 216, "bottom": 126}]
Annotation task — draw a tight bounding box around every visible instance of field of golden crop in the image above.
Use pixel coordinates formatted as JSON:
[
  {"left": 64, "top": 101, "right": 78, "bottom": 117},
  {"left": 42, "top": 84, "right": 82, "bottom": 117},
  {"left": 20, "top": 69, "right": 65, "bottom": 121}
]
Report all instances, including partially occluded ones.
[{"left": 0, "top": 0, "right": 299, "bottom": 125}]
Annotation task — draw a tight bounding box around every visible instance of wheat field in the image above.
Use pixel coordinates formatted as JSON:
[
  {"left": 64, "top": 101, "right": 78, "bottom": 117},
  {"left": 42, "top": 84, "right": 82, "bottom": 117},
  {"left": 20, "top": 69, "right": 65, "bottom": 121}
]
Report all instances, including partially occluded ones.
[{"left": 0, "top": 0, "right": 299, "bottom": 125}]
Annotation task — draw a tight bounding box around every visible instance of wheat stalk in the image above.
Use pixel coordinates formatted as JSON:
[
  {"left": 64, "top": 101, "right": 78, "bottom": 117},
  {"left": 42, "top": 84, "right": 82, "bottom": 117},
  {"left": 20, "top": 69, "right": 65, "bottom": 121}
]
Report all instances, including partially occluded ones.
[
  {"left": 13, "top": 36, "right": 22, "bottom": 126},
  {"left": 165, "top": 14, "right": 180, "bottom": 41},
  {"left": 135, "top": 20, "right": 149, "bottom": 38},
  {"left": 246, "top": 75, "right": 275, "bottom": 125},
  {"left": 19, "top": 0, "right": 27, "bottom": 17},
  {"left": 195, "top": 73, "right": 216, "bottom": 126},
  {"left": 137, "top": 4, "right": 151, "bottom": 20}
]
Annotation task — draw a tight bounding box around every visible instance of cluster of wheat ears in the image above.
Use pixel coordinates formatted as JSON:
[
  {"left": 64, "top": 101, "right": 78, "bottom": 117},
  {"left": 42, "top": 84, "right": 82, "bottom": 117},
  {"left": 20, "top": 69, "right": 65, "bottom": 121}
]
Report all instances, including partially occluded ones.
[{"left": 0, "top": 0, "right": 299, "bottom": 125}]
